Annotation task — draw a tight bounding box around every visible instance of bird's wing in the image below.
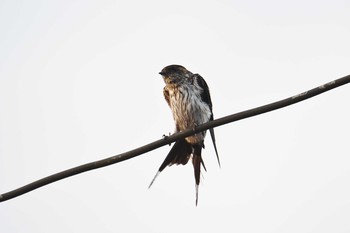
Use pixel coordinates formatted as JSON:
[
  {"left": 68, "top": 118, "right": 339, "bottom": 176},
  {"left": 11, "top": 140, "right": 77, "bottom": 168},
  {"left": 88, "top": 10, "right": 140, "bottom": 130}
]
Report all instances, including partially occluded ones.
[
  {"left": 194, "top": 74, "right": 221, "bottom": 167},
  {"left": 163, "top": 86, "right": 171, "bottom": 108},
  {"left": 209, "top": 123, "right": 220, "bottom": 167},
  {"left": 194, "top": 74, "right": 213, "bottom": 110}
]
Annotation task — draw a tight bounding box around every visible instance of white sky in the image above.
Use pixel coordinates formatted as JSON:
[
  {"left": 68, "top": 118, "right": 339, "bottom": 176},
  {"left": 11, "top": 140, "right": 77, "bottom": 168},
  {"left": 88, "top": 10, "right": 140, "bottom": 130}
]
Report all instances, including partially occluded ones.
[{"left": 1, "top": 0, "right": 350, "bottom": 232}]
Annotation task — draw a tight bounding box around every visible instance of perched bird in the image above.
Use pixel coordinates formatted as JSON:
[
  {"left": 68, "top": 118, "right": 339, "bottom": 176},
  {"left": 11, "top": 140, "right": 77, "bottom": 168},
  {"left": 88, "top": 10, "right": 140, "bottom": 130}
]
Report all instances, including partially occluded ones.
[{"left": 149, "top": 64, "right": 220, "bottom": 205}]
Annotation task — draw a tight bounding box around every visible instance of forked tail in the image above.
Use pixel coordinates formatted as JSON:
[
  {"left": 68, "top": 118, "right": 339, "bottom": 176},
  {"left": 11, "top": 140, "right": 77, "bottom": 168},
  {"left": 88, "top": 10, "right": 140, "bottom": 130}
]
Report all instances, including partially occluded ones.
[{"left": 149, "top": 139, "right": 192, "bottom": 188}]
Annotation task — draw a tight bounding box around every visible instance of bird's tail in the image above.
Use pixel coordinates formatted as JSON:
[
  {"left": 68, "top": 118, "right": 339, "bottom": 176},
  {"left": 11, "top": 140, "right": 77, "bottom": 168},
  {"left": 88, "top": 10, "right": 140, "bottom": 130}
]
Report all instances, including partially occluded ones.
[
  {"left": 192, "top": 144, "right": 206, "bottom": 205},
  {"left": 148, "top": 139, "right": 192, "bottom": 188},
  {"left": 149, "top": 139, "right": 206, "bottom": 205}
]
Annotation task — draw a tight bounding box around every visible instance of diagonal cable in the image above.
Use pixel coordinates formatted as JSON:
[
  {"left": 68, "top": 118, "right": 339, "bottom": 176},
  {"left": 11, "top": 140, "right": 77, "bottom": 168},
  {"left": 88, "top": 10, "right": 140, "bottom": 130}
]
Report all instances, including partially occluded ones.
[{"left": 1, "top": 74, "right": 349, "bottom": 203}]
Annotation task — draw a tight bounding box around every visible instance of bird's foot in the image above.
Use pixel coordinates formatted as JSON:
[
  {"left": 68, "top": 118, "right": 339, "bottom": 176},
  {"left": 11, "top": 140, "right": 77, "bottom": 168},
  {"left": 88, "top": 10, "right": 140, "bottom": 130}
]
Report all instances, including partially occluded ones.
[
  {"left": 162, "top": 132, "right": 172, "bottom": 146},
  {"left": 192, "top": 123, "right": 198, "bottom": 133}
]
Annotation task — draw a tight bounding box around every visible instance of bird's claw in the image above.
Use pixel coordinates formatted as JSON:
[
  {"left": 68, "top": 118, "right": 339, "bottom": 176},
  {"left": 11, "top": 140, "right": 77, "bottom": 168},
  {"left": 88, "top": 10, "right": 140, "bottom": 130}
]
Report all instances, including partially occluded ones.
[
  {"left": 192, "top": 123, "right": 198, "bottom": 132},
  {"left": 162, "top": 132, "right": 172, "bottom": 146}
]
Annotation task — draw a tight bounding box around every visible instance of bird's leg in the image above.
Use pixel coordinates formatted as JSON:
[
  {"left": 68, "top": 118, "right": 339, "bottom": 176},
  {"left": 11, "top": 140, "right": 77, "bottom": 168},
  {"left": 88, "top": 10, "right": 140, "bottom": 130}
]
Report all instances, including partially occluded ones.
[
  {"left": 162, "top": 132, "right": 172, "bottom": 146},
  {"left": 192, "top": 122, "right": 198, "bottom": 133},
  {"left": 192, "top": 122, "right": 200, "bottom": 139}
]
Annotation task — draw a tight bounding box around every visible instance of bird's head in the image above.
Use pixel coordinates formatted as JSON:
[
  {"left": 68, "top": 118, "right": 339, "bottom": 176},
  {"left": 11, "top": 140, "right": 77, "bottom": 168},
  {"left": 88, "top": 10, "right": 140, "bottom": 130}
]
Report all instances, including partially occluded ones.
[{"left": 159, "top": 65, "right": 192, "bottom": 84}]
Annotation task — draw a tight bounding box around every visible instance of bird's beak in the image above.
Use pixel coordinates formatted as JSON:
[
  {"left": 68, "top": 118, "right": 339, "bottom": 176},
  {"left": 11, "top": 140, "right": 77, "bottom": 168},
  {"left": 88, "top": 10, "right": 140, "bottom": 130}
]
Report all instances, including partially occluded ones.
[{"left": 159, "top": 71, "right": 165, "bottom": 76}]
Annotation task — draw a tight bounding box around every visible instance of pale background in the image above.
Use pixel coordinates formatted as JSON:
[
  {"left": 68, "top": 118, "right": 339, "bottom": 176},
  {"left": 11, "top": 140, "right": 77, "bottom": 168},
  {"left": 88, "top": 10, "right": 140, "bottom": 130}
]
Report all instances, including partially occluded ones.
[{"left": 1, "top": 1, "right": 350, "bottom": 232}]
